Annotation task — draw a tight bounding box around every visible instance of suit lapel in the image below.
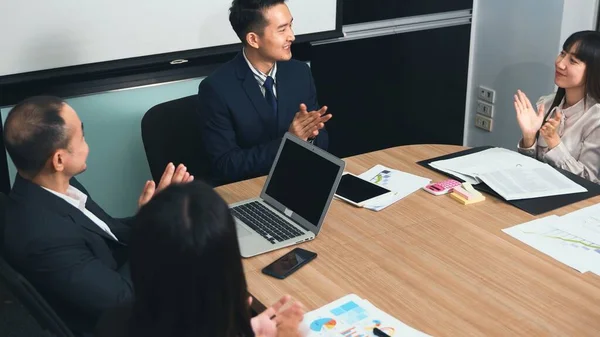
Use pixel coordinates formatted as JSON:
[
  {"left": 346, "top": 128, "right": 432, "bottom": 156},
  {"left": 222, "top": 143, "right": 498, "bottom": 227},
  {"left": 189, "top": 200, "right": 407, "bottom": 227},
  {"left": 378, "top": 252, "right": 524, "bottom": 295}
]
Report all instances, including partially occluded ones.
[
  {"left": 275, "top": 64, "right": 293, "bottom": 134},
  {"left": 11, "top": 175, "right": 123, "bottom": 244},
  {"left": 67, "top": 211, "right": 123, "bottom": 244},
  {"left": 242, "top": 75, "right": 276, "bottom": 129},
  {"left": 234, "top": 52, "right": 278, "bottom": 136}
]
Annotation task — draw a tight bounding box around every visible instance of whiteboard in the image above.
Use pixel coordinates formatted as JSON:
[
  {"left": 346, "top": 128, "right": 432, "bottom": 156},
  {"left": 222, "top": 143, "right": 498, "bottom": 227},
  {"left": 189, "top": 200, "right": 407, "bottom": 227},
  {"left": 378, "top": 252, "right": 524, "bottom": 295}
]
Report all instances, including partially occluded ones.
[{"left": 0, "top": 0, "right": 338, "bottom": 76}]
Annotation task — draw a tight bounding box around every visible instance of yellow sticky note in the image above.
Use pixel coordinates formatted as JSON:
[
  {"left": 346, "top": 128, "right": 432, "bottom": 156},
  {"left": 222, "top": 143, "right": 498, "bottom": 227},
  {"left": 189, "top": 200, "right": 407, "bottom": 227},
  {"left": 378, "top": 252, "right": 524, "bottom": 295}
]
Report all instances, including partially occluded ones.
[{"left": 450, "top": 192, "right": 485, "bottom": 205}]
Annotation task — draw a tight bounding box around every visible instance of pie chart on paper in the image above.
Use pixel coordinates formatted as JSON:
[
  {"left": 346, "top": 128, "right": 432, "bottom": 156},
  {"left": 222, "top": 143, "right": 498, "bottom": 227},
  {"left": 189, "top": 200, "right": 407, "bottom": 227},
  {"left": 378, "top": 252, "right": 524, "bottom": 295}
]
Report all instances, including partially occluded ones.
[{"left": 310, "top": 318, "right": 337, "bottom": 331}]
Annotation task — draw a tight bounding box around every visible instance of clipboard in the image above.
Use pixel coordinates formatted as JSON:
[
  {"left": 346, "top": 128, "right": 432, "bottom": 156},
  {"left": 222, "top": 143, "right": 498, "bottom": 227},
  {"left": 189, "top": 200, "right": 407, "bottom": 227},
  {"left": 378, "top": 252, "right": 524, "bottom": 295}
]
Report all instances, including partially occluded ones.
[{"left": 417, "top": 146, "right": 600, "bottom": 215}]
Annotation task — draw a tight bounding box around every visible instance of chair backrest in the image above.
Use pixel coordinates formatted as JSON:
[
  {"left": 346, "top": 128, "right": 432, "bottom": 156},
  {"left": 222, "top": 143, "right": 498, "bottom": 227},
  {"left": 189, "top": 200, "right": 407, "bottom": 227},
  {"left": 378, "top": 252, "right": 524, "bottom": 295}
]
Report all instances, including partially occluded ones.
[
  {"left": 0, "top": 193, "right": 76, "bottom": 337},
  {"left": 0, "top": 192, "right": 6, "bottom": 250},
  {"left": 141, "top": 95, "right": 213, "bottom": 185}
]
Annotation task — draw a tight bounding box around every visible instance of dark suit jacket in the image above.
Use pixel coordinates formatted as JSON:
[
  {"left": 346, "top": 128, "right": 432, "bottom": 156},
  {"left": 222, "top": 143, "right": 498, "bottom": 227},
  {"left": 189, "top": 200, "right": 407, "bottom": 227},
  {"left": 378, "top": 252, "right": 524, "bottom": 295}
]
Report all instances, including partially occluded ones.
[
  {"left": 198, "top": 52, "right": 329, "bottom": 185},
  {"left": 94, "top": 303, "right": 132, "bottom": 337},
  {"left": 3, "top": 175, "right": 133, "bottom": 336}
]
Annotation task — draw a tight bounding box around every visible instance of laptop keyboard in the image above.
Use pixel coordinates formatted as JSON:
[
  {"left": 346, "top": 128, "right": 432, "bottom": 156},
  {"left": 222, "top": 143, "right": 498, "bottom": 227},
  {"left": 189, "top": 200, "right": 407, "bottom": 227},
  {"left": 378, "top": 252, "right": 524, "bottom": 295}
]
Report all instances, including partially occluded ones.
[{"left": 231, "top": 201, "right": 305, "bottom": 244}]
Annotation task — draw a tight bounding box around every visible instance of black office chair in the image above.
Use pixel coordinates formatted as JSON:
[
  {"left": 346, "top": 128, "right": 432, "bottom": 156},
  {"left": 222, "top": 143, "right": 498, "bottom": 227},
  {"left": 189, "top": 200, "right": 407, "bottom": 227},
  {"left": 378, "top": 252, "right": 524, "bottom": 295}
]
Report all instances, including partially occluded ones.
[
  {"left": 0, "top": 193, "right": 76, "bottom": 337},
  {"left": 141, "top": 95, "right": 215, "bottom": 186}
]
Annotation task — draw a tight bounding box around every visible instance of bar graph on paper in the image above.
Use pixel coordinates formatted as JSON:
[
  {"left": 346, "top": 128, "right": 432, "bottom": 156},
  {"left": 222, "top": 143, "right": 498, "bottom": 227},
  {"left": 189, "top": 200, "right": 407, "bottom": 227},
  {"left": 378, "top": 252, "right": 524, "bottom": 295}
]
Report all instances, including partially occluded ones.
[
  {"left": 536, "top": 228, "right": 600, "bottom": 254},
  {"left": 338, "top": 324, "right": 396, "bottom": 337},
  {"left": 503, "top": 215, "right": 600, "bottom": 273},
  {"left": 555, "top": 214, "right": 600, "bottom": 245}
]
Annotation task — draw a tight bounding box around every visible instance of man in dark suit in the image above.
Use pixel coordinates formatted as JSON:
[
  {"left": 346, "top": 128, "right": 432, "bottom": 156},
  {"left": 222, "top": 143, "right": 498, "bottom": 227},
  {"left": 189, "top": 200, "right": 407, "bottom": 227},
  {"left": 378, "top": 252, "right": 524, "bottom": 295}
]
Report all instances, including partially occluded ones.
[
  {"left": 198, "top": 0, "right": 333, "bottom": 185},
  {"left": 2, "top": 96, "right": 193, "bottom": 336}
]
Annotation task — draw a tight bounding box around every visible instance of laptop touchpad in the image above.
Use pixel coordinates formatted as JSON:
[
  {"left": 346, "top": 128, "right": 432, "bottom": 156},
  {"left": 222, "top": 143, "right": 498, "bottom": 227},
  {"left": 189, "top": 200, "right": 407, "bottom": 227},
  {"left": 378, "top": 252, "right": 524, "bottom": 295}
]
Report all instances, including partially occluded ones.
[{"left": 236, "top": 223, "right": 252, "bottom": 237}]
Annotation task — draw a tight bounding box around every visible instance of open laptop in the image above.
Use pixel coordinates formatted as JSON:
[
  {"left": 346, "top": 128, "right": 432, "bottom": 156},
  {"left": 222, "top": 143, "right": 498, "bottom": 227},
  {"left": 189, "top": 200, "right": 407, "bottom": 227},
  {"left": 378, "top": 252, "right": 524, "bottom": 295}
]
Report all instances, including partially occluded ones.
[{"left": 230, "top": 133, "right": 345, "bottom": 258}]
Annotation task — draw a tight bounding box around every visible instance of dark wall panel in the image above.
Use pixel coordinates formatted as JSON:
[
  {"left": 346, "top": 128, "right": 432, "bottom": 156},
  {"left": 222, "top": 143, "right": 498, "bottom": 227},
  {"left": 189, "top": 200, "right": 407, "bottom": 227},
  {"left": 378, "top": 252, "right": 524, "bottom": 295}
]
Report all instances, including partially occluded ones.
[
  {"left": 311, "top": 24, "right": 471, "bottom": 158},
  {"left": 343, "top": 0, "right": 474, "bottom": 24}
]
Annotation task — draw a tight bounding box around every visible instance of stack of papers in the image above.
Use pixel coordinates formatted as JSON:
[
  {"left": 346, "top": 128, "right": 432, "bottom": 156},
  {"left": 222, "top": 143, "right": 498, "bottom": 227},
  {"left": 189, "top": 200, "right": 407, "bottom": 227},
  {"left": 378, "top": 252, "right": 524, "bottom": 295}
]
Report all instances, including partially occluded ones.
[
  {"left": 302, "top": 294, "right": 431, "bottom": 337},
  {"left": 357, "top": 165, "right": 431, "bottom": 211},
  {"left": 503, "top": 203, "right": 600, "bottom": 274},
  {"left": 429, "top": 147, "right": 586, "bottom": 200}
]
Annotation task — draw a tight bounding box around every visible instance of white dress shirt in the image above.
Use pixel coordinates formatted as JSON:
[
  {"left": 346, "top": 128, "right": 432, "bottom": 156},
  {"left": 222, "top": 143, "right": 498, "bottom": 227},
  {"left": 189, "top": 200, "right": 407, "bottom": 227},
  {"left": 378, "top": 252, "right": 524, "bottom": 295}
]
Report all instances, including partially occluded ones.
[
  {"left": 518, "top": 93, "right": 600, "bottom": 183},
  {"left": 42, "top": 185, "right": 119, "bottom": 241},
  {"left": 243, "top": 48, "right": 278, "bottom": 98}
]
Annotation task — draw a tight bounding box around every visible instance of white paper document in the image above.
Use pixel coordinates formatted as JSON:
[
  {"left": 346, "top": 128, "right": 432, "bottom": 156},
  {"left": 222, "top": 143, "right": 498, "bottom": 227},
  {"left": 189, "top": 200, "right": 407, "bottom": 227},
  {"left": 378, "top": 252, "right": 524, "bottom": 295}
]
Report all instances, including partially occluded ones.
[
  {"left": 303, "top": 294, "right": 431, "bottom": 337},
  {"left": 503, "top": 216, "right": 600, "bottom": 273},
  {"left": 429, "top": 148, "right": 586, "bottom": 200},
  {"left": 553, "top": 203, "right": 600, "bottom": 247},
  {"left": 357, "top": 165, "right": 431, "bottom": 211},
  {"left": 478, "top": 165, "right": 587, "bottom": 200}
]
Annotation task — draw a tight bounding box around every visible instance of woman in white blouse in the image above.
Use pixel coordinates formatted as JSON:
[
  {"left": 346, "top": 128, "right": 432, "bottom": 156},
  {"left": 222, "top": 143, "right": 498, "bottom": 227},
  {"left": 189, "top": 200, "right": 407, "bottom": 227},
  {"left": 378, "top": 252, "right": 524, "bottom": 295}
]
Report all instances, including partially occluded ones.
[{"left": 515, "top": 30, "right": 600, "bottom": 183}]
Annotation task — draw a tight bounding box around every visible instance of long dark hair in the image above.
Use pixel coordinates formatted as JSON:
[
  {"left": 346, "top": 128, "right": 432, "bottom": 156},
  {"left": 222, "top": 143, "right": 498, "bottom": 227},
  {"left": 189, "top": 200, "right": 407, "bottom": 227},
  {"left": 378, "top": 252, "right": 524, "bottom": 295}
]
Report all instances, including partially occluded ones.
[
  {"left": 548, "top": 30, "right": 600, "bottom": 114},
  {"left": 129, "top": 182, "right": 254, "bottom": 337}
]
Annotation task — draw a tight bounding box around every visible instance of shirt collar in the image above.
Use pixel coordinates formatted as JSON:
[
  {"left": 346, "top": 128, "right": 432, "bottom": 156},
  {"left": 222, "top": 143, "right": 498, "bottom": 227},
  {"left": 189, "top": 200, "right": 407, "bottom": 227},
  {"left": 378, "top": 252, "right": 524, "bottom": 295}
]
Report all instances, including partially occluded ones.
[
  {"left": 242, "top": 48, "right": 277, "bottom": 84},
  {"left": 42, "top": 185, "right": 87, "bottom": 210},
  {"left": 559, "top": 95, "right": 597, "bottom": 119}
]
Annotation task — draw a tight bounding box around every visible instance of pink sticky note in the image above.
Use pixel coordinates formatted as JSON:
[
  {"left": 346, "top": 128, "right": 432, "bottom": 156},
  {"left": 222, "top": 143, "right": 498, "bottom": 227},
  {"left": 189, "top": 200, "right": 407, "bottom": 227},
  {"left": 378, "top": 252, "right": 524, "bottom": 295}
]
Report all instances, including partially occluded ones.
[{"left": 452, "top": 186, "right": 473, "bottom": 200}]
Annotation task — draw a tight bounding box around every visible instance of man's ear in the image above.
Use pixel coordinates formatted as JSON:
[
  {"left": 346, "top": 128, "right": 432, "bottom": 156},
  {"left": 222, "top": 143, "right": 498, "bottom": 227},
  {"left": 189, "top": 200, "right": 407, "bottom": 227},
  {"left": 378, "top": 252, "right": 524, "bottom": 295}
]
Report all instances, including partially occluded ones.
[
  {"left": 50, "top": 150, "right": 66, "bottom": 172},
  {"left": 246, "top": 32, "right": 260, "bottom": 49}
]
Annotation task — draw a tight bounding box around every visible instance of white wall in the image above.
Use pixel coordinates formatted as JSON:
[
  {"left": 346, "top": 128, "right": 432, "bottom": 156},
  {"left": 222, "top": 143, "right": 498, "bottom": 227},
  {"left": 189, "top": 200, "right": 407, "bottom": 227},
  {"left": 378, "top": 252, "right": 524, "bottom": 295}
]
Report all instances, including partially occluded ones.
[
  {"left": 0, "top": 0, "right": 337, "bottom": 76},
  {"left": 560, "top": 0, "right": 600, "bottom": 44},
  {"left": 464, "top": 0, "right": 599, "bottom": 149}
]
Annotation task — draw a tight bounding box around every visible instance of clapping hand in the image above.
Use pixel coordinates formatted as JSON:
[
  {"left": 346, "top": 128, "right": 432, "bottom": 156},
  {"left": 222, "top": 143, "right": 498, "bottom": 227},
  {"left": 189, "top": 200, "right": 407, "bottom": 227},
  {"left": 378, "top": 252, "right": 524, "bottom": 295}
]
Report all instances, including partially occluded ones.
[
  {"left": 514, "top": 90, "right": 545, "bottom": 148},
  {"left": 138, "top": 163, "right": 194, "bottom": 208}
]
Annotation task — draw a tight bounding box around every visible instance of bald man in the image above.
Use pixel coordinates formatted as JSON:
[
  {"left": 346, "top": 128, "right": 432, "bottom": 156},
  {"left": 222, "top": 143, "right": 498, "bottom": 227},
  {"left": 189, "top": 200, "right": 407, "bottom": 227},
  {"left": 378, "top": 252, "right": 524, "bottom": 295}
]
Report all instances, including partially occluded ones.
[{"left": 2, "top": 96, "right": 193, "bottom": 336}]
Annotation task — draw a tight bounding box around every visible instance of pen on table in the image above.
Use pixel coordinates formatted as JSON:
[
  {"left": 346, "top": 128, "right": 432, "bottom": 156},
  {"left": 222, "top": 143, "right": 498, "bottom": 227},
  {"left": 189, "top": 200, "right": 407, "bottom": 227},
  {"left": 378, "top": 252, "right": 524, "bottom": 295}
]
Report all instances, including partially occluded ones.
[{"left": 373, "top": 327, "right": 391, "bottom": 337}]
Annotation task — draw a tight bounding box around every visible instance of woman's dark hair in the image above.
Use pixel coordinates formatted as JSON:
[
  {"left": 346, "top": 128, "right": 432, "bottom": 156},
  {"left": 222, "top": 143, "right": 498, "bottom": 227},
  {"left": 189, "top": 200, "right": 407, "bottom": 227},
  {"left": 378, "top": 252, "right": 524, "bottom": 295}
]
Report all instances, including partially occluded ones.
[
  {"left": 549, "top": 30, "right": 600, "bottom": 113},
  {"left": 129, "top": 181, "right": 254, "bottom": 337}
]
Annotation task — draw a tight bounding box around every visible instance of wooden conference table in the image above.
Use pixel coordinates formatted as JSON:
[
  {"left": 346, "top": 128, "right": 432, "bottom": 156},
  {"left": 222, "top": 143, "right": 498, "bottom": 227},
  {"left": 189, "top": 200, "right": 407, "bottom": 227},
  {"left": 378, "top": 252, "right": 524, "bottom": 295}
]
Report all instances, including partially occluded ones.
[{"left": 215, "top": 144, "right": 600, "bottom": 336}]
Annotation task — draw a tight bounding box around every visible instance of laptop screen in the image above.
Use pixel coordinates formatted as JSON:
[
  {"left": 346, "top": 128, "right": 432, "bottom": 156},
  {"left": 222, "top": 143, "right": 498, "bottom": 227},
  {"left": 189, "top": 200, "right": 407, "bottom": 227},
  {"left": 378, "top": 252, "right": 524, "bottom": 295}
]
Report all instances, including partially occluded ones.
[{"left": 264, "top": 138, "right": 342, "bottom": 226}]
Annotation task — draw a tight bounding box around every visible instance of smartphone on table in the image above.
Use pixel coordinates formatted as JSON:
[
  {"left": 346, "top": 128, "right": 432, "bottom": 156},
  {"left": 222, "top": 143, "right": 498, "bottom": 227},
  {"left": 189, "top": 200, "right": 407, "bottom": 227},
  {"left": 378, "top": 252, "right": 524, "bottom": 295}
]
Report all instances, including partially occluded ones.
[{"left": 262, "top": 248, "right": 317, "bottom": 279}]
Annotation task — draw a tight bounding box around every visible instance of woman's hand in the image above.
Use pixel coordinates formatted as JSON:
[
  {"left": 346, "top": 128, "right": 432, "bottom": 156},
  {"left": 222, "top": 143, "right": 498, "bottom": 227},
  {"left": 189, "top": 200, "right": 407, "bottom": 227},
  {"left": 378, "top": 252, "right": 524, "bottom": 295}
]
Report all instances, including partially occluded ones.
[
  {"left": 250, "top": 295, "right": 306, "bottom": 337},
  {"left": 540, "top": 110, "right": 562, "bottom": 150},
  {"left": 514, "top": 90, "right": 545, "bottom": 147}
]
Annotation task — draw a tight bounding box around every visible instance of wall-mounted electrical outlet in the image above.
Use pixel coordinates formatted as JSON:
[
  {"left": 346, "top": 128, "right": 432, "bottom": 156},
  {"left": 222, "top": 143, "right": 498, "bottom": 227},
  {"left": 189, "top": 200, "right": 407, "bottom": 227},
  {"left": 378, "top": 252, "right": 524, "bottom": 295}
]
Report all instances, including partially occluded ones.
[
  {"left": 478, "top": 86, "right": 495, "bottom": 103},
  {"left": 475, "top": 114, "right": 493, "bottom": 132},
  {"left": 476, "top": 100, "right": 494, "bottom": 118}
]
